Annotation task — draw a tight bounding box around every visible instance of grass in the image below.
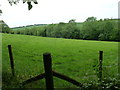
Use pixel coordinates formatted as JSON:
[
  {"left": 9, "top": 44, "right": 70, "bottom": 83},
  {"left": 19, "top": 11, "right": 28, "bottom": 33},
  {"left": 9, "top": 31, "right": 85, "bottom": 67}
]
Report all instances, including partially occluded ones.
[{"left": 2, "top": 33, "right": 118, "bottom": 89}]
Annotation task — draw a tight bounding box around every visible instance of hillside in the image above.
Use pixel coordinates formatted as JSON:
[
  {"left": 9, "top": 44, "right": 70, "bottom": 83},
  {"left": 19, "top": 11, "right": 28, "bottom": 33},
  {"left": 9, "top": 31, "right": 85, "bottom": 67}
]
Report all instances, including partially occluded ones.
[{"left": 12, "top": 24, "right": 48, "bottom": 31}]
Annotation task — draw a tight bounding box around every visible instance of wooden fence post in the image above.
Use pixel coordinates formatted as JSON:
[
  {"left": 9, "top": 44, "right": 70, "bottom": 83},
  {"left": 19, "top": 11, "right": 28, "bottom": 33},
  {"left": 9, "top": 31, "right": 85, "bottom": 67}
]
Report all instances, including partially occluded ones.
[
  {"left": 43, "top": 53, "right": 54, "bottom": 90},
  {"left": 99, "top": 51, "right": 103, "bottom": 82},
  {"left": 8, "top": 45, "right": 15, "bottom": 76}
]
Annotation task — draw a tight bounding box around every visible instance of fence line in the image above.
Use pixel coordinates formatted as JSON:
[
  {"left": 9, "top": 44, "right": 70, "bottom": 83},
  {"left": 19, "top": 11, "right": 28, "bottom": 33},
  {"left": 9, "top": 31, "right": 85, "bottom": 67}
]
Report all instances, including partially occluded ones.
[
  {"left": 10, "top": 45, "right": 117, "bottom": 68},
  {"left": 13, "top": 51, "right": 38, "bottom": 58},
  {"left": 12, "top": 47, "right": 42, "bottom": 56},
  {"left": 12, "top": 46, "right": 86, "bottom": 58},
  {"left": 7, "top": 45, "right": 118, "bottom": 88},
  {"left": 13, "top": 47, "right": 86, "bottom": 58}
]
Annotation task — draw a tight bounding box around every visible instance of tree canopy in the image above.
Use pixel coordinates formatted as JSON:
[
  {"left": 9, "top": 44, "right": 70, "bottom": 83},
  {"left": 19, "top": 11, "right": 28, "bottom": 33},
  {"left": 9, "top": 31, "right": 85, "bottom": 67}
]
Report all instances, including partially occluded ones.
[
  {"left": 0, "top": 0, "right": 38, "bottom": 15},
  {"left": 2, "top": 17, "right": 118, "bottom": 41},
  {"left": 8, "top": 0, "right": 38, "bottom": 10},
  {"left": 85, "top": 17, "right": 97, "bottom": 22},
  {"left": 0, "top": 10, "right": 2, "bottom": 16}
]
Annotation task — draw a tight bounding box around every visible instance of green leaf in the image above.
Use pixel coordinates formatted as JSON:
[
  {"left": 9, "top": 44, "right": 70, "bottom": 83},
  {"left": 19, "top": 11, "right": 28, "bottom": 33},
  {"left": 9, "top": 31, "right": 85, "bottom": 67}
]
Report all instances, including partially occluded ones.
[
  {"left": 27, "top": 2, "right": 33, "bottom": 10},
  {"left": 33, "top": 0, "right": 38, "bottom": 4},
  {"left": 34, "top": 2, "right": 38, "bottom": 4},
  {"left": 23, "top": 0, "right": 27, "bottom": 3}
]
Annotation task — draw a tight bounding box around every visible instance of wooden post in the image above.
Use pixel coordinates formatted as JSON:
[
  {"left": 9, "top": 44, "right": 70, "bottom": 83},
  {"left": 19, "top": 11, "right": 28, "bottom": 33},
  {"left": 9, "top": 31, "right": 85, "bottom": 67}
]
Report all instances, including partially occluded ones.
[
  {"left": 99, "top": 51, "right": 103, "bottom": 82},
  {"left": 8, "top": 45, "right": 15, "bottom": 76},
  {"left": 43, "top": 53, "right": 54, "bottom": 90}
]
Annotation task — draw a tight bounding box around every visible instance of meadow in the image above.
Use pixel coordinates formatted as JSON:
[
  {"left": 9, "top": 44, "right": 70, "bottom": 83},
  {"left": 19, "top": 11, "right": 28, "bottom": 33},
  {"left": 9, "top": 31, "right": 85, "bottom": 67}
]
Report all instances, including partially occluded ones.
[{"left": 2, "top": 33, "right": 118, "bottom": 89}]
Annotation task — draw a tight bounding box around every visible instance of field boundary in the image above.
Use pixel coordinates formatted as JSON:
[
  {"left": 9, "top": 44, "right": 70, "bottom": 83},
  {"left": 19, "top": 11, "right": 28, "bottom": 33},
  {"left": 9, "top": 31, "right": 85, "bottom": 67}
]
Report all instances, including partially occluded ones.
[{"left": 8, "top": 45, "right": 104, "bottom": 88}]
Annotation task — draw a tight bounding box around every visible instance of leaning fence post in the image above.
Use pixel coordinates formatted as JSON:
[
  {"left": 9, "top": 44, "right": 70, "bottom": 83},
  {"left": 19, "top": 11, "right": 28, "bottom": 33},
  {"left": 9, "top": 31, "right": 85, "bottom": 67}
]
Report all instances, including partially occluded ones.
[
  {"left": 98, "top": 51, "right": 103, "bottom": 82},
  {"left": 43, "top": 53, "right": 54, "bottom": 90},
  {"left": 8, "top": 45, "right": 15, "bottom": 76}
]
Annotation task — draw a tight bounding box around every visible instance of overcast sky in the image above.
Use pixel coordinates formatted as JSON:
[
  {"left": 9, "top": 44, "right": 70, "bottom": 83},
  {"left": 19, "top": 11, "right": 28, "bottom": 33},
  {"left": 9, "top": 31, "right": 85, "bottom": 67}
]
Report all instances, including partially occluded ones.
[{"left": 0, "top": 0, "right": 119, "bottom": 28}]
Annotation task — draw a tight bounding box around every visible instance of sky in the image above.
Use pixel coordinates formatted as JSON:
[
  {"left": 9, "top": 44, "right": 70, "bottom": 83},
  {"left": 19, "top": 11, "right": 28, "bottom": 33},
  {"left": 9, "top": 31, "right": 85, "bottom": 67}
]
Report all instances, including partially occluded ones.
[{"left": 0, "top": 0, "right": 119, "bottom": 28}]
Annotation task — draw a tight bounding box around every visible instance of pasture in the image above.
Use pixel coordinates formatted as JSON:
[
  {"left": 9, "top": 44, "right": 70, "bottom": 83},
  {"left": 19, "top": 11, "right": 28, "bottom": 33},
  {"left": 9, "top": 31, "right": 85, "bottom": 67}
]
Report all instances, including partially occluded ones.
[{"left": 2, "top": 33, "right": 118, "bottom": 89}]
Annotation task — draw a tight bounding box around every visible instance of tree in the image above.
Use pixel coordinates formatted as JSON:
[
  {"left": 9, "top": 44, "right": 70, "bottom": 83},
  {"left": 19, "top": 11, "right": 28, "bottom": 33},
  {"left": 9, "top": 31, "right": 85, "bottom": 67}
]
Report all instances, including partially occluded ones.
[
  {"left": 69, "top": 19, "right": 76, "bottom": 23},
  {"left": 85, "top": 17, "right": 97, "bottom": 22},
  {"left": 61, "top": 20, "right": 80, "bottom": 39},
  {"left": 81, "top": 21, "right": 99, "bottom": 40},
  {"left": 0, "top": 10, "right": 2, "bottom": 16},
  {"left": 98, "top": 20, "right": 114, "bottom": 41},
  {"left": 7, "top": 0, "right": 38, "bottom": 10},
  {"left": 0, "top": 20, "right": 12, "bottom": 33}
]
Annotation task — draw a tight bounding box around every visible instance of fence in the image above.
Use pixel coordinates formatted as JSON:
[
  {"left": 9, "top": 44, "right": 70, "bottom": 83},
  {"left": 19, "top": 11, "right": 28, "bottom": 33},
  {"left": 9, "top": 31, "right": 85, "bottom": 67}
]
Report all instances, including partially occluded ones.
[{"left": 7, "top": 45, "right": 118, "bottom": 89}]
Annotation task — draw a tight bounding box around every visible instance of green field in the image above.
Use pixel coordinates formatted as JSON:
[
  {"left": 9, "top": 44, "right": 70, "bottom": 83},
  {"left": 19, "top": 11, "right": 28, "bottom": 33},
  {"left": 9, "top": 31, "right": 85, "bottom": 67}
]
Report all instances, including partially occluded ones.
[{"left": 2, "top": 33, "right": 118, "bottom": 89}]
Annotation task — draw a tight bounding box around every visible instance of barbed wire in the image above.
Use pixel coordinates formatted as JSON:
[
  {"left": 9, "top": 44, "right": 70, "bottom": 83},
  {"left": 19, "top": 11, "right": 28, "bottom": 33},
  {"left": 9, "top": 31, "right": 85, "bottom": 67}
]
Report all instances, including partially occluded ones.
[
  {"left": 53, "top": 54, "right": 81, "bottom": 57},
  {"left": 11, "top": 46, "right": 118, "bottom": 67},
  {"left": 14, "top": 51, "right": 36, "bottom": 58},
  {"left": 5, "top": 44, "right": 118, "bottom": 81},
  {"left": 12, "top": 46, "right": 83, "bottom": 58},
  {"left": 12, "top": 46, "right": 42, "bottom": 57}
]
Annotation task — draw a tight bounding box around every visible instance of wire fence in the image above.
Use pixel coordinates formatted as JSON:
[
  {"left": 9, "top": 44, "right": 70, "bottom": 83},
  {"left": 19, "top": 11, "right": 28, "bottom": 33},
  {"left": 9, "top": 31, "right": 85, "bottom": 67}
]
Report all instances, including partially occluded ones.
[
  {"left": 12, "top": 46, "right": 118, "bottom": 66},
  {"left": 6, "top": 45, "right": 118, "bottom": 85},
  {"left": 11, "top": 45, "right": 118, "bottom": 69},
  {"left": 12, "top": 46, "right": 84, "bottom": 58},
  {"left": 13, "top": 47, "right": 42, "bottom": 57}
]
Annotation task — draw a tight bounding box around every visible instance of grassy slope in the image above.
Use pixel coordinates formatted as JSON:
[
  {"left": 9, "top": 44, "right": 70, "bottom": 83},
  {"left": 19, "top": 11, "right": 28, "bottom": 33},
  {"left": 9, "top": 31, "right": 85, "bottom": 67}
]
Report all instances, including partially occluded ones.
[
  {"left": 2, "top": 33, "right": 118, "bottom": 88},
  {"left": 12, "top": 25, "right": 47, "bottom": 31},
  {"left": 12, "top": 22, "right": 83, "bottom": 31}
]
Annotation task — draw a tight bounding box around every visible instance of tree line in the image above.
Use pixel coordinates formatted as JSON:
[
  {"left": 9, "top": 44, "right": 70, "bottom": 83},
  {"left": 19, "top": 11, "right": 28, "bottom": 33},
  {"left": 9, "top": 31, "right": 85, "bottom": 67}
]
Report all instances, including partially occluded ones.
[{"left": 1, "top": 17, "right": 119, "bottom": 41}]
